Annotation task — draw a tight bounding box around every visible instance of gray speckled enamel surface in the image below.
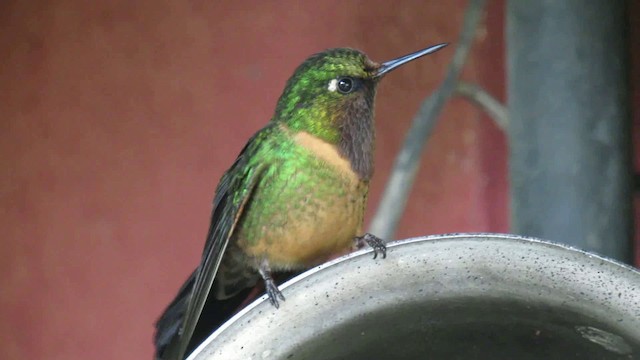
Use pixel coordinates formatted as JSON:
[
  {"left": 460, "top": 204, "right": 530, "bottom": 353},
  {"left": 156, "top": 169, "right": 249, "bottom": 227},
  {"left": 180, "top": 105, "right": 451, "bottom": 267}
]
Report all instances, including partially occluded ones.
[{"left": 188, "top": 233, "right": 640, "bottom": 360}]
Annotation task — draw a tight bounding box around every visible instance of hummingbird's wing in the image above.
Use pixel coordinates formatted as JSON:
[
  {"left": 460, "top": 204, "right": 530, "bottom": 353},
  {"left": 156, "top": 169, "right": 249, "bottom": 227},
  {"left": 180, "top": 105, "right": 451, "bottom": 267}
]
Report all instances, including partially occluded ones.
[{"left": 154, "top": 125, "right": 271, "bottom": 360}]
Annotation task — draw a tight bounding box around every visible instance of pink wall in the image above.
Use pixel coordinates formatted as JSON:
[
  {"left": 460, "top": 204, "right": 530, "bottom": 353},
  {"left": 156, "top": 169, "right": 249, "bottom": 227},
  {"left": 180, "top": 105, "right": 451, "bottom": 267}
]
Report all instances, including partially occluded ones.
[{"left": 0, "top": 1, "right": 635, "bottom": 359}]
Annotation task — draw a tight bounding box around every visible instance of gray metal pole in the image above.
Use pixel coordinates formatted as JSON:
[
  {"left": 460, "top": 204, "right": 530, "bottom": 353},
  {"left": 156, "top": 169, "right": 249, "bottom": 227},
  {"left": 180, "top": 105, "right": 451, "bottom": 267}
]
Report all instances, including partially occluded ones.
[{"left": 506, "top": 0, "right": 632, "bottom": 263}]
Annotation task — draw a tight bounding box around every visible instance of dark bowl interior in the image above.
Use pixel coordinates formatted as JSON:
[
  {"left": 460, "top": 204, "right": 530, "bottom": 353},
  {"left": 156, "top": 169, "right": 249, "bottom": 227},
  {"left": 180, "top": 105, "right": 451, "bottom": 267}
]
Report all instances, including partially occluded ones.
[{"left": 291, "top": 299, "right": 637, "bottom": 360}]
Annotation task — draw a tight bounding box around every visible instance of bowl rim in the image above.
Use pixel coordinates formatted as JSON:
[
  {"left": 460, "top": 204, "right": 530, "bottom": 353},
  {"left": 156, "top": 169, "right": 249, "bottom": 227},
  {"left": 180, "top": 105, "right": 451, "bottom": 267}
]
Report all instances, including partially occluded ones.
[{"left": 188, "top": 232, "right": 640, "bottom": 360}]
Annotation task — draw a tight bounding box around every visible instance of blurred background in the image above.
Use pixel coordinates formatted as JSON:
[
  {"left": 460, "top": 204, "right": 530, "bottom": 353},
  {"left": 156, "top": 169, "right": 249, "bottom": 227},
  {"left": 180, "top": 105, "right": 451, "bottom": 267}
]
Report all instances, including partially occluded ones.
[{"left": 0, "top": 1, "right": 638, "bottom": 359}]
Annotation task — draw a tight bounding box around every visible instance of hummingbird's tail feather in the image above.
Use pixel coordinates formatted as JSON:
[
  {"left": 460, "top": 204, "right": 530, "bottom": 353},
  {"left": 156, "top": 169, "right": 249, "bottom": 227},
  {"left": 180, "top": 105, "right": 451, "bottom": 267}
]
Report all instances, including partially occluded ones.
[
  {"left": 153, "top": 269, "right": 255, "bottom": 360},
  {"left": 154, "top": 270, "right": 195, "bottom": 360}
]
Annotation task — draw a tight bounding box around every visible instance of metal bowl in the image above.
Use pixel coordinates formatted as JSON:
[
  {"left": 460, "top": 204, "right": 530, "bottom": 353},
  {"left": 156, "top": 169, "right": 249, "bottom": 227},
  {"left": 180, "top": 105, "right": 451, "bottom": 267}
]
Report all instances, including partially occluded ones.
[{"left": 188, "top": 233, "right": 640, "bottom": 360}]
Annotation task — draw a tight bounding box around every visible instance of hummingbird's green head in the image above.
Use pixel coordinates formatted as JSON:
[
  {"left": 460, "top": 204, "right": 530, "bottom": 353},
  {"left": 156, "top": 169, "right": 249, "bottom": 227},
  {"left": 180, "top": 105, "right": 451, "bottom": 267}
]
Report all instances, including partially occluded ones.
[
  {"left": 274, "top": 48, "right": 379, "bottom": 138},
  {"left": 274, "top": 43, "right": 447, "bottom": 179}
]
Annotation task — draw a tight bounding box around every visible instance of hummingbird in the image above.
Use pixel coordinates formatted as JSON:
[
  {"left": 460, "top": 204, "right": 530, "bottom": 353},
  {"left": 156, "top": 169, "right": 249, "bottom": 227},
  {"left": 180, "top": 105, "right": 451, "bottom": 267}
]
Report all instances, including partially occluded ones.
[{"left": 153, "top": 43, "right": 448, "bottom": 360}]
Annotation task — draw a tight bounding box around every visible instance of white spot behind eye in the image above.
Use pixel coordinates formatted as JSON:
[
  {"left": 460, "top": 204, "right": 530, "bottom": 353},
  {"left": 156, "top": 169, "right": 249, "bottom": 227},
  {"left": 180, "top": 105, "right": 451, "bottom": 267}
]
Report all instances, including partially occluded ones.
[{"left": 327, "top": 79, "right": 338, "bottom": 92}]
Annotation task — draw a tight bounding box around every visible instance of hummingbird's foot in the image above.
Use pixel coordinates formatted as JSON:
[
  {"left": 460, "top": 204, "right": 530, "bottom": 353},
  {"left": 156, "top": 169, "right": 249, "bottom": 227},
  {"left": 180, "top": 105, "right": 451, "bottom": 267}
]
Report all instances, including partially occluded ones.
[
  {"left": 264, "top": 278, "right": 286, "bottom": 308},
  {"left": 354, "top": 233, "right": 387, "bottom": 259},
  {"left": 258, "top": 260, "right": 286, "bottom": 308}
]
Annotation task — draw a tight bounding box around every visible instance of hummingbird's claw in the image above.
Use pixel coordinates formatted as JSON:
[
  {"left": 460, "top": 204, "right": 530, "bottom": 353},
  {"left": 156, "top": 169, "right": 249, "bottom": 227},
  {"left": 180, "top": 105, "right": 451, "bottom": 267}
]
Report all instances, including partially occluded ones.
[
  {"left": 354, "top": 233, "right": 387, "bottom": 259},
  {"left": 265, "top": 278, "right": 286, "bottom": 308},
  {"left": 259, "top": 259, "right": 285, "bottom": 308}
]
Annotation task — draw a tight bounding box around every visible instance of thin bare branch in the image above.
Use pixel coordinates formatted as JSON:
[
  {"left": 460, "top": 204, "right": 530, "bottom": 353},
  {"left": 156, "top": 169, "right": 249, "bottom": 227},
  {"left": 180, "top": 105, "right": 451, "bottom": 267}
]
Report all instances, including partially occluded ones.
[
  {"left": 455, "top": 81, "right": 508, "bottom": 130},
  {"left": 368, "top": 0, "right": 487, "bottom": 239}
]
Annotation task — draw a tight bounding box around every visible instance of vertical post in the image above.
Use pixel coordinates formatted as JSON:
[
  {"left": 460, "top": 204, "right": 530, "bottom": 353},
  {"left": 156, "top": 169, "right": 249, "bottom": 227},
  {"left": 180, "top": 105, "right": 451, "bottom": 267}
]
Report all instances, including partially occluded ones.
[{"left": 506, "top": 0, "right": 632, "bottom": 262}]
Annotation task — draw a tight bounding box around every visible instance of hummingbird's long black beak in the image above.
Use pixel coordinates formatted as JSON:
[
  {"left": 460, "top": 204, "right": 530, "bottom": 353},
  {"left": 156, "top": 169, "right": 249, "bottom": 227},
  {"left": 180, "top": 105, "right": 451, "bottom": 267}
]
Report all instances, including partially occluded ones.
[{"left": 374, "top": 43, "right": 448, "bottom": 78}]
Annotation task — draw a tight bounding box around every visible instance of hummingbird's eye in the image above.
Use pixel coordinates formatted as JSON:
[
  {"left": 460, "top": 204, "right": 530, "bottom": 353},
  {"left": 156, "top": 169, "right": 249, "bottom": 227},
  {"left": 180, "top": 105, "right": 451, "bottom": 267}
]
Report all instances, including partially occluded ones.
[{"left": 337, "top": 77, "right": 354, "bottom": 94}]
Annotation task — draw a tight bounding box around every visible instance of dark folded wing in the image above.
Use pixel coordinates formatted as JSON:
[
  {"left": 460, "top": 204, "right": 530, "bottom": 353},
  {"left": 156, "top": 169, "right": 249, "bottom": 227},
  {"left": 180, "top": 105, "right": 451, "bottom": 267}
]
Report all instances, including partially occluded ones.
[{"left": 155, "top": 125, "right": 271, "bottom": 360}]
